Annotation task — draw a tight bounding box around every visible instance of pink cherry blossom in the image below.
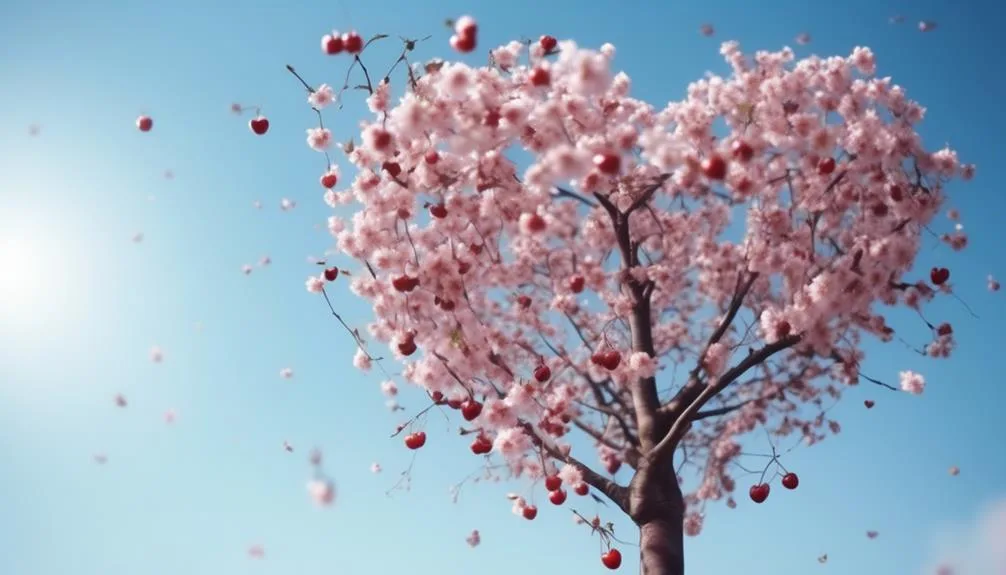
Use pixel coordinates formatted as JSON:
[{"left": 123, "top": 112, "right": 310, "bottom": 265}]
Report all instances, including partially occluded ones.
[
  {"left": 380, "top": 380, "right": 398, "bottom": 396},
  {"left": 280, "top": 367, "right": 294, "bottom": 379},
  {"left": 307, "top": 479, "right": 336, "bottom": 506},
  {"left": 306, "top": 127, "right": 332, "bottom": 151},
  {"left": 370, "top": 462, "right": 382, "bottom": 473},
  {"left": 900, "top": 371, "right": 926, "bottom": 395},
  {"left": 308, "top": 83, "right": 335, "bottom": 109},
  {"left": 305, "top": 276, "right": 325, "bottom": 293},
  {"left": 150, "top": 346, "right": 163, "bottom": 363},
  {"left": 291, "top": 32, "right": 975, "bottom": 571}
]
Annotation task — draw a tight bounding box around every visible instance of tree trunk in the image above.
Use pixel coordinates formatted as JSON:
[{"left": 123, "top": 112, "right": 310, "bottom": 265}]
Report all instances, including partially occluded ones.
[
  {"left": 638, "top": 514, "right": 685, "bottom": 575},
  {"left": 630, "top": 464, "right": 686, "bottom": 575}
]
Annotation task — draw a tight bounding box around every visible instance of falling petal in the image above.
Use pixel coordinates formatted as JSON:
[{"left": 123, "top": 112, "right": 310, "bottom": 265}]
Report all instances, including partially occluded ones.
[
  {"left": 866, "top": 530, "right": 879, "bottom": 539},
  {"left": 817, "top": 554, "right": 828, "bottom": 564},
  {"left": 163, "top": 170, "right": 174, "bottom": 180},
  {"left": 259, "top": 255, "right": 271, "bottom": 266},
  {"left": 247, "top": 544, "right": 265, "bottom": 559},
  {"left": 114, "top": 394, "right": 127, "bottom": 408},
  {"left": 253, "top": 200, "right": 262, "bottom": 209},
  {"left": 919, "top": 20, "right": 937, "bottom": 32},
  {"left": 948, "top": 466, "right": 960, "bottom": 476},
  {"left": 309, "top": 449, "right": 322, "bottom": 466},
  {"left": 28, "top": 124, "right": 41, "bottom": 136},
  {"left": 280, "top": 198, "right": 297, "bottom": 211},
  {"left": 132, "top": 232, "right": 144, "bottom": 243},
  {"left": 988, "top": 275, "right": 1000, "bottom": 292},
  {"left": 163, "top": 409, "right": 177, "bottom": 424},
  {"left": 889, "top": 14, "right": 905, "bottom": 24},
  {"left": 279, "top": 367, "right": 294, "bottom": 379},
  {"left": 307, "top": 479, "right": 336, "bottom": 506},
  {"left": 465, "top": 529, "right": 481, "bottom": 548},
  {"left": 93, "top": 453, "right": 108, "bottom": 465},
  {"left": 699, "top": 24, "right": 714, "bottom": 37},
  {"left": 370, "top": 462, "right": 382, "bottom": 473},
  {"left": 230, "top": 103, "right": 243, "bottom": 114},
  {"left": 150, "top": 346, "right": 164, "bottom": 363},
  {"left": 283, "top": 440, "right": 294, "bottom": 452},
  {"left": 241, "top": 264, "right": 253, "bottom": 275},
  {"left": 795, "top": 32, "right": 811, "bottom": 45}
]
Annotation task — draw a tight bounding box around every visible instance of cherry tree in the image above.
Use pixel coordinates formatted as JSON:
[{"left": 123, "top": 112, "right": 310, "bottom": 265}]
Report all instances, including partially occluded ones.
[{"left": 291, "top": 19, "right": 973, "bottom": 574}]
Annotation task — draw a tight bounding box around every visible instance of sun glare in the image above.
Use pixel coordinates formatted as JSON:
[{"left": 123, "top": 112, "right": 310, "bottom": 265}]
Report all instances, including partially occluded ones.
[{"left": 0, "top": 235, "right": 47, "bottom": 319}]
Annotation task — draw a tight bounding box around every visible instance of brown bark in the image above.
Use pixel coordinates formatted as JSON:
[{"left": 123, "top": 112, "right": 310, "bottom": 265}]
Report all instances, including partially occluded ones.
[{"left": 629, "top": 462, "right": 686, "bottom": 575}]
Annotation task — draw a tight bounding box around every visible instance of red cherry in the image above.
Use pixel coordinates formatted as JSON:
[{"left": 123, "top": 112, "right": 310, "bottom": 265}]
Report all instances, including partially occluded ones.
[
  {"left": 539, "top": 35, "right": 558, "bottom": 52},
  {"left": 871, "top": 203, "right": 889, "bottom": 217},
  {"left": 323, "top": 267, "right": 339, "bottom": 281},
  {"left": 701, "top": 154, "right": 728, "bottom": 180},
  {"left": 604, "top": 458, "right": 622, "bottom": 475},
  {"left": 534, "top": 364, "right": 551, "bottom": 383},
  {"left": 382, "top": 161, "right": 402, "bottom": 178},
  {"left": 521, "top": 505, "right": 538, "bottom": 520},
  {"left": 324, "top": 34, "right": 344, "bottom": 55},
  {"left": 431, "top": 391, "right": 445, "bottom": 404},
  {"left": 450, "top": 34, "right": 476, "bottom": 53},
  {"left": 424, "top": 150, "right": 440, "bottom": 164},
  {"left": 429, "top": 204, "right": 448, "bottom": 219},
  {"left": 397, "top": 335, "right": 417, "bottom": 356},
  {"left": 447, "top": 398, "right": 463, "bottom": 409},
  {"left": 404, "top": 431, "right": 426, "bottom": 449},
  {"left": 439, "top": 298, "right": 456, "bottom": 311},
  {"left": 936, "top": 323, "right": 953, "bottom": 336},
  {"left": 529, "top": 67, "right": 551, "bottom": 87},
  {"left": 864, "top": 399, "right": 875, "bottom": 409},
  {"left": 730, "top": 140, "right": 754, "bottom": 162},
  {"left": 568, "top": 275, "right": 585, "bottom": 293},
  {"left": 749, "top": 483, "right": 770, "bottom": 503},
  {"left": 320, "top": 172, "right": 338, "bottom": 188},
  {"left": 602, "top": 350, "right": 622, "bottom": 370},
  {"left": 517, "top": 295, "right": 532, "bottom": 309},
  {"left": 525, "top": 213, "right": 547, "bottom": 232},
  {"left": 775, "top": 320, "right": 792, "bottom": 340},
  {"left": 574, "top": 483, "right": 589, "bottom": 496},
  {"left": 470, "top": 434, "right": 492, "bottom": 455},
  {"left": 461, "top": 400, "right": 483, "bottom": 421},
  {"left": 391, "top": 275, "right": 419, "bottom": 293},
  {"left": 548, "top": 489, "right": 567, "bottom": 505},
  {"left": 817, "top": 157, "right": 836, "bottom": 175},
  {"left": 136, "top": 116, "right": 153, "bottom": 132},
  {"left": 544, "top": 475, "right": 562, "bottom": 492},
  {"left": 601, "top": 549, "right": 622, "bottom": 570},
  {"left": 593, "top": 153, "right": 621, "bottom": 175},
  {"left": 342, "top": 31, "right": 363, "bottom": 54},
  {"left": 249, "top": 116, "right": 270, "bottom": 135},
  {"left": 930, "top": 267, "right": 950, "bottom": 285},
  {"left": 889, "top": 184, "right": 904, "bottom": 202},
  {"left": 372, "top": 129, "right": 392, "bottom": 150},
  {"left": 782, "top": 472, "right": 799, "bottom": 490}
]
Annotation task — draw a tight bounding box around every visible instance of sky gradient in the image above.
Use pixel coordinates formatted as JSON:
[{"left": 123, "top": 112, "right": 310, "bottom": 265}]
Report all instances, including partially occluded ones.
[{"left": 2, "top": 0, "right": 1005, "bottom": 574}]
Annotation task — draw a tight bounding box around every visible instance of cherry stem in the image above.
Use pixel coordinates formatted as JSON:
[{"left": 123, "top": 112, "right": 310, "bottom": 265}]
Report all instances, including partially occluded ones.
[{"left": 286, "top": 64, "right": 316, "bottom": 93}]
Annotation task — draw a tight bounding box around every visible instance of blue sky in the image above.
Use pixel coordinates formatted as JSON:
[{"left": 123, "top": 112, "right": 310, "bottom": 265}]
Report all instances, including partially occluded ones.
[{"left": 1, "top": 0, "right": 1005, "bottom": 574}]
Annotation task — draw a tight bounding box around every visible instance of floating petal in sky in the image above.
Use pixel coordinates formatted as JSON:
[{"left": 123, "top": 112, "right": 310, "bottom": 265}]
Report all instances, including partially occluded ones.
[
  {"left": 280, "top": 367, "right": 294, "bottom": 379},
  {"left": 817, "top": 554, "right": 828, "bottom": 564},
  {"left": 867, "top": 530, "right": 879, "bottom": 539},
  {"left": 114, "top": 394, "right": 127, "bottom": 408},
  {"left": 466, "top": 529, "right": 481, "bottom": 548},
  {"left": 370, "top": 462, "right": 382, "bottom": 473},
  {"left": 259, "top": 255, "right": 271, "bottom": 266},
  {"left": 795, "top": 32, "right": 811, "bottom": 45},
  {"left": 241, "top": 264, "right": 253, "bottom": 275},
  {"left": 919, "top": 20, "right": 937, "bottom": 32},
  {"left": 699, "top": 24, "right": 714, "bottom": 37},
  {"left": 283, "top": 440, "right": 294, "bottom": 452},
  {"left": 163, "top": 409, "right": 177, "bottom": 424},
  {"left": 132, "top": 232, "right": 144, "bottom": 243},
  {"left": 949, "top": 466, "right": 960, "bottom": 476},
  {"left": 93, "top": 453, "right": 108, "bottom": 465},
  {"left": 150, "top": 346, "right": 164, "bottom": 363},
  {"left": 28, "top": 124, "right": 41, "bottom": 136},
  {"left": 280, "top": 198, "right": 297, "bottom": 211},
  {"left": 253, "top": 200, "right": 262, "bottom": 209},
  {"left": 988, "top": 275, "right": 1000, "bottom": 292},
  {"left": 307, "top": 479, "right": 336, "bottom": 506},
  {"left": 247, "top": 544, "right": 265, "bottom": 559},
  {"left": 890, "top": 15, "right": 905, "bottom": 24}
]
